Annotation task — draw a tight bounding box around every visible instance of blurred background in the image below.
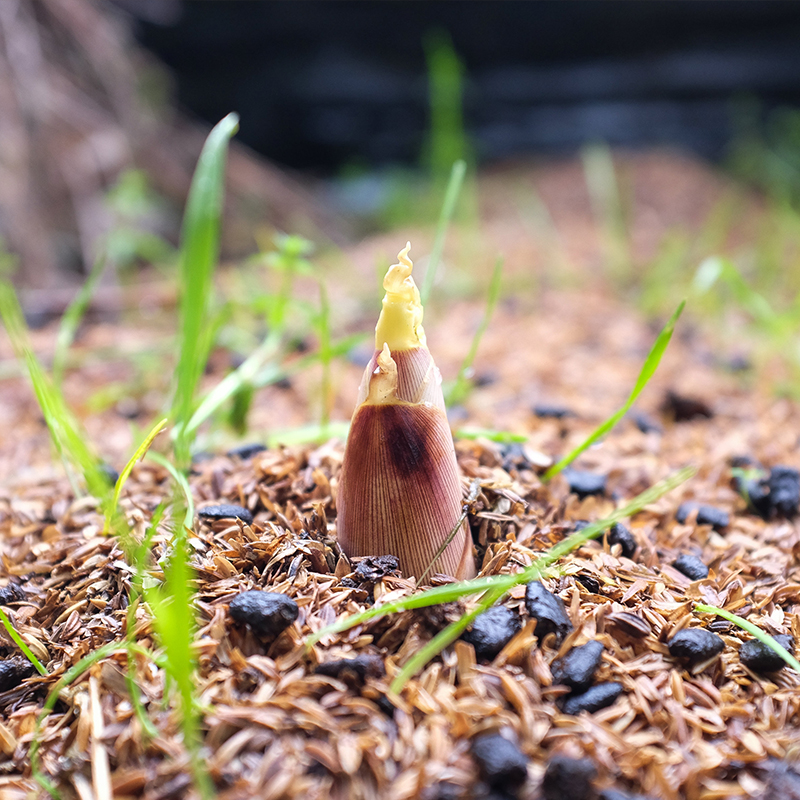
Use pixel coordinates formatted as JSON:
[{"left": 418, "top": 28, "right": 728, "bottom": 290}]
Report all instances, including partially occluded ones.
[{"left": 4, "top": 0, "right": 800, "bottom": 290}]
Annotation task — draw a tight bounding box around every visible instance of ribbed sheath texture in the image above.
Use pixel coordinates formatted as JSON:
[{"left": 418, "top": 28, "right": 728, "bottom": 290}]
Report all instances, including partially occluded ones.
[{"left": 337, "top": 402, "right": 474, "bottom": 579}]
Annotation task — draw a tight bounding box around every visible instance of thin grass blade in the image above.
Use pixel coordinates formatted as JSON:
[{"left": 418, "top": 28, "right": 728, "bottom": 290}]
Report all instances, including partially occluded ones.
[
  {"left": 172, "top": 113, "right": 239, "bottom": 467},
  {"left": 695, "top": 604, "right": 800, "bottom": 672},
  {"left": 543, "top": 300, "right": 685, "bottom": 481},
  {"left": 421, "top": 159, "right": 466, "bottom": 305},
  {"left": 445, "top": 255, "right": 504, "bottom": 405}
]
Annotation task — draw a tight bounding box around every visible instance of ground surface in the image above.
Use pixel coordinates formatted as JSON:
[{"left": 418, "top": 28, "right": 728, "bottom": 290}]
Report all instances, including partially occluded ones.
[{"left": 0, "top": 152, "right": 799, "bottom": 800}]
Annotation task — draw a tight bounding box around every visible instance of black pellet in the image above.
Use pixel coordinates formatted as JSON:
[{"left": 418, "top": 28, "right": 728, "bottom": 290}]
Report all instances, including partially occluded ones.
[
  {"left": 353, "top": 555, "right": 401, "bottom": 583},
  {"left": 560, "top": 682, "right": 623, "bottom": 715},
  {"left": 541, "top": 755, "right": 597, "bottom": 800},
  {"left": 315, "top": 654, "right": 385, "bottom": 685},
  {"left": 608, "top": 523, "right": 636, "bottom": 559},
  {"left": 0, "top": 584, "right": 24, "bottom": 606},
  {"left": 501, "top": 442, "right": 534, "bottom": 472},
  {"left": 98, "top": 462, "right": 120, "bottom": 487},
  {"left": 576, "top": 574, "right": 601, "bottom": 594},
  {"left": 533, "top": 404, "right": 575, "bottom": 420},
  {"left": 739, "top": 634, "right": 795, "bottom": 673},
  {"left": 525, "top": 582, "right": 573, "bottom": 644},
  {"left": 551, "top": 640, "right": 604, "bottom": 693},
  {"left": 470, "top": 732, "right": 528, "bottom": 790},
  {"left": 199, "top": 504, "right": 254, "bottom": 525},
  {"left": 228, "top": 590, "right": 298, "bottom": 637},
  {"left": 226, "top": 443, "right": 267, "bottom": 460},
  {"left": 668, "top": 628, "right": 725, "bottom": 664},
  {"left": 629, "top": 409, "right": 662, "bottom": 434},
  {"left": 563, "top": 469, "right": 606, "bottom": 499},
  {"left": 0, "top": 657, "right": 36, "bottom": 693},
  {"left": 460, "top": 606, "right": 521, "bottom": 662},
  {"left": 672, "top": 554, "right": 709, "bottom": 581},
  {"left": 662, "top": 391, "right": 713, "bottom": 421},
  {"left": 751, "top": 466, "right": 800, "bottom": 520},
  {"left": 675, "top": 502, "right": 729, "bottom": 530}
]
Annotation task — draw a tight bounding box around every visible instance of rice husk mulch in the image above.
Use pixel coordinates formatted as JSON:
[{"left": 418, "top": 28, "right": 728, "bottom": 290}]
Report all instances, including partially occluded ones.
[{"left": 0, "top": 155, "right": 799, "bottom": 800}]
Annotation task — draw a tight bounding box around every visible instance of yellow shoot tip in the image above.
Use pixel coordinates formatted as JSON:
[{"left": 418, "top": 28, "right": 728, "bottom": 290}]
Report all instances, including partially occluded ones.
[{"left": 375, "top": 242, "right": 427, "bottom": 351}]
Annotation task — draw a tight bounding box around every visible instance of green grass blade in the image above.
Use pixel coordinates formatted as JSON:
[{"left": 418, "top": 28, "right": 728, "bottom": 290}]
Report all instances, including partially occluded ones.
[
  {"left": 308, "top": 466, "right": 695, "bottom": 655},
  {"left": 0, "top": 607, "right": 47, "bottom": 676},
  {"left": 52, "top": 252, "right": 106, "bottom": 387},
  {"left": 107, "top": 417, "right": 168, "bottom": 533},
  {"left": 543, "top": 300, "right": 685, "bottom": 481},
  {"left": 316, "top": 280, "right": 333, "bottom": 432},
  {"left": 455, "top": 428, "right": 527, "bottom": 444},
  {"left": 172, "top": 113, "right": 239, "bottom": 468},
  {"left": 389, "top": 464, "right": 695, "bottom": 691},
  {"left": 421, "top": 159, "right": 467, "bottom": 305},
  {"left": 146, "top": 451, "right": 194, "bottom": 530},
  {"left": 445, "top": 255, "right": 503, "bottom": 405},
  {"left": 695, "top": 604, "right": 800, "bottom": 672},
  {"left": 0, "top": 279, "right": 106, "bottom": 497}
]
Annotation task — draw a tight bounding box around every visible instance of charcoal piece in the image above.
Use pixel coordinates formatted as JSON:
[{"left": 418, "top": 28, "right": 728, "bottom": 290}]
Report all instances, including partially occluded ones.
[
  {"left": 228, "top": 590, "right": 298, "bottom": 637},
  {"left": 0, "top": 584, "right": 24, "bottom": 606},
  {"left": 533, "top": 404, "right": 575, "bottom": 419},
  {"left": 672, "top": 554, "right": 709, "bottom": 580},
  {"left": 198, "top": 504, "right": 254, "bottom": 525},
  {"left": 226, "top": 443, "right": 267, "bottom": 460},
  {"left": 607, "top": 523, "right": 636, "bottom": 559},
  {"left": 98, "top": 462, "right": 120, "bottom": 487},
  {"left": 668, "top": 628, "right": 725, "bottom": 664},
  {"left": 373, "top": 693, "right": 396, "bottom": 717},
  {"left": 460, "top": 606, "right": 522, "bottom": 662},
  {"left": 470, "top": 732, "right": 528, "bottom": 790},
  {"left": 563, "top": 469, "right": 606, "bottom": 499},
  {"left": 629, "top": 409, "right": 662, "bottom": 434},
  {"left": 541, "top": 755, "right": 596, "bottom": 800},
  {"left": 750, "top": 466, "right": 800, "bottom": 520},
  {"left": 353, "top": 555, "right": 401, "bottom": 582},
  {"left": 675, "top": 502, "right": 729, "bottom": 530},
  {"left": 576, "top": 574, "right": 601, "bottom": 594},
  {"left": 561, "top": 682, "right": 623, "bottom": 715},
  {"left": 315, "top": 653, "right": 385, "bottom": 685},
  {"left": 501, "top": 442, "right": 534, "bottom": 472},
  {"left": 551, "top": 640, "right": 604, "bottom": 693},
  {"left": 739, "top": 634, "right": 794, "bottom": 674},
  {"left": 662, "top": 391, "right": 713, "bottom": 421},
  {"left": 525, "top": 581, "right": 573, "bottom": 644},
  {"left": 0, "top": 657, "right": 36, "bottom": 693}
]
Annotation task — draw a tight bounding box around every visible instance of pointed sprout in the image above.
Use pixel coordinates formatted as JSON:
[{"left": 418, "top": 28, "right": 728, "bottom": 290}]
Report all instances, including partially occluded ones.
[{"left": 337, "top": 243, "right": 475, "bottom": 581}]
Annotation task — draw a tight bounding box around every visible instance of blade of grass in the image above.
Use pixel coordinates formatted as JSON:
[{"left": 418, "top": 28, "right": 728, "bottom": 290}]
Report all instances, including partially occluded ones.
[
  {"left": 308, "top": 465, "right": 695, "bottom": 652},
  {"left": 445, "top": 255, "right": 503, "bottom": 406},
  {"left": 390, "top": 465, "right": 695, "bottom": 691},
  {"left": 421, "top": 159, "right": 467, "bottom": 305},
  {"left": 0, "top": 607, "right": 47, "bottom": 676},
  {"left": 543, "top": 300, "right": 685, "bottom": 481},
  {"left": 316, "top": 279, "right": 332, "bottom": 433},
  {"left": 0, "top": 278, "right": 106, "bottom": 498},
  {"left": 146, "top": 451, "right": 194, "bottom": 530},
  {"left": 695, "top": 604, "right": 800, "bottom": 672},
  {"left": 52, "top": 252, "right": 107, "bottom": 388},
  {"left": 172, "top": 113, "right": 239, "bottom": 468},
  {"left": 455, "top": 428, "right": 528, "bottom": 444},
  {"left": 106, "top": 417, "right": 168, "bottom": 534}
]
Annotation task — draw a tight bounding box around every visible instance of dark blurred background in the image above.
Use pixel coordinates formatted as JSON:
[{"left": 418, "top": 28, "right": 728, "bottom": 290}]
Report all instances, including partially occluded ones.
[
  {"left": 4, "top": 0, "right": 800, "bottom": 289},
  {"left": 130, "top": 1, "right": 800, "bottom": 170}
]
